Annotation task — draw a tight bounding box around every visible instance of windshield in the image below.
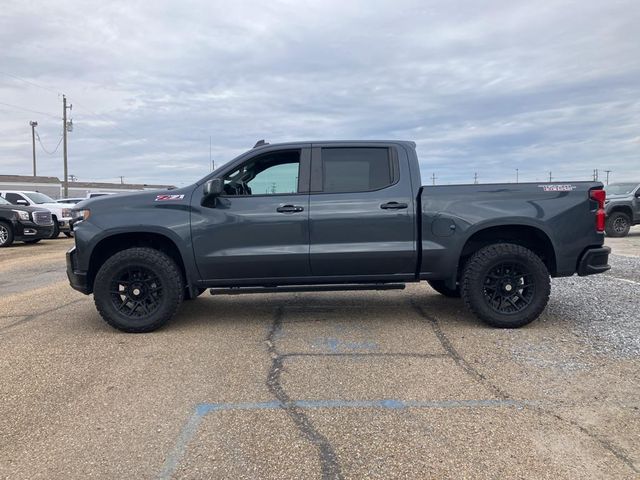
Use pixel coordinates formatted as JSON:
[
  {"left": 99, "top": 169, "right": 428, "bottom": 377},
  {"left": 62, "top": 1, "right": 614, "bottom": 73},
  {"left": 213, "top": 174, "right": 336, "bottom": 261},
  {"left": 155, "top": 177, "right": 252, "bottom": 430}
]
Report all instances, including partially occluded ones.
[
  {"left": 606, "top": 183, "right": 638, "bottom": 195},
  {"left": 24, "top": 192, "right": 55, "bottom": 204},
  {"left": 0, "top": 197, "right": 10, "bottom": 205}
]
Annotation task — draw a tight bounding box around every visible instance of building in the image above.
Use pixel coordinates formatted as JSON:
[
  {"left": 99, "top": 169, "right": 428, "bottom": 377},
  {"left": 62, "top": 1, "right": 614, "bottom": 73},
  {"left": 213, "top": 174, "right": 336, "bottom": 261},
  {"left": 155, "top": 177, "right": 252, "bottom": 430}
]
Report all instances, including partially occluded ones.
[{"left": 0, "top": 175, "right": 174, "bottom": 199}]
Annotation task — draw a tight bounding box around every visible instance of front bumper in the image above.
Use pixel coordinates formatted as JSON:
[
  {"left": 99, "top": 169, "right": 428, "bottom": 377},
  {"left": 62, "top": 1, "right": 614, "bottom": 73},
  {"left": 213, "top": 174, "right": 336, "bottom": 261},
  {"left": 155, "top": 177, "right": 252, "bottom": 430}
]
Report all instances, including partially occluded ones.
[
  {"left": 58, "top": 219, "right": 72, "bottom": 232},
  {"left": 66, "top": 246, "right": 90, "bottom": 294},
  {"left": 577, "top": 246, "right": 611, "bottom": 276},
  {"left": 12, "top": 220, "right": 54, "bottom": 241}
]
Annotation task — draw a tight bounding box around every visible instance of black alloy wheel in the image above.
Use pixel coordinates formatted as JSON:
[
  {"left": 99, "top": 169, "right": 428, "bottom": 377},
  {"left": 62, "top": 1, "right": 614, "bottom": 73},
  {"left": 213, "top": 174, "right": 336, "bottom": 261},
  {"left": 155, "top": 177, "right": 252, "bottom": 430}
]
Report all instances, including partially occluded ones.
[{"left": 462, "top": 243, "right": 550, "bottom": 328}]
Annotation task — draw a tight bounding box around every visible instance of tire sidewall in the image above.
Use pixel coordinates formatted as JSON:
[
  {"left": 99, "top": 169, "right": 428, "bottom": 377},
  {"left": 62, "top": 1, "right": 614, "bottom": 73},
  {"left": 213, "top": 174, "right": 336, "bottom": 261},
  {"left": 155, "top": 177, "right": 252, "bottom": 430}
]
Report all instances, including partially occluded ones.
[
  {"left": 94, "top": 248, "right": 183, "bottom": 332},
  {"left": 462, "top": 244, "right": 550, "bottom": 328},
  {"left": 605, "top": 212, "right": 630, "bottom": 237},
  {"left": 0, "top": 222, "right": 14, "bottom": 247}
]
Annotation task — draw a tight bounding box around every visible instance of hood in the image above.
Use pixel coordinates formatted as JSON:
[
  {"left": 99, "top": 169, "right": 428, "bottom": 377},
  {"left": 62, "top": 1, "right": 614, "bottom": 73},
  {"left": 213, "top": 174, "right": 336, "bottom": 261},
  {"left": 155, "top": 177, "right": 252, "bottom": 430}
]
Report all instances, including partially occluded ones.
[{"left": 605, "top": 193, "right": 631, "bottom": 200}]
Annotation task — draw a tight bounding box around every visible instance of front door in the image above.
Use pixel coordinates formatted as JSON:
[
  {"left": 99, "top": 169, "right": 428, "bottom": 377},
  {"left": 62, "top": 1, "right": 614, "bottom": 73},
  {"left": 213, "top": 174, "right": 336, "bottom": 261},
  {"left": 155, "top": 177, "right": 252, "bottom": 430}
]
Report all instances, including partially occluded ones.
[{"left": 191, "top": 147, "right": 311, "bottom": 282}]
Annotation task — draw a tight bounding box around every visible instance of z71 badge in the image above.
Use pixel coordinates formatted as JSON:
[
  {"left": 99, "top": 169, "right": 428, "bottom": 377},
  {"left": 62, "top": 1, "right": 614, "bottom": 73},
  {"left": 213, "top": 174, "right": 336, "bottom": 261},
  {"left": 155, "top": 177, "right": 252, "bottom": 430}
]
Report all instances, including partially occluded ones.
[
  {"left": 155, "top": 194, "right": 185, "bottom": 201},
  {"left": 538, "top": 184, "right": 577, "bottom": 192}
]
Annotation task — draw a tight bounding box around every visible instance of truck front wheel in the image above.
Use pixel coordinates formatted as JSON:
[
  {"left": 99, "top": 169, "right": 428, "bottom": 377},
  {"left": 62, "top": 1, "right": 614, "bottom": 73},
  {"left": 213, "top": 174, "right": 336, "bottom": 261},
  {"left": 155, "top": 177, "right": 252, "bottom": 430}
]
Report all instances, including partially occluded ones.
[
  {"left": 0, "top": 221, "right": 14, "bottom": 247},
  {"left": 93, "top": 247, "right": 184, "bottom": 333},
  {"left": 605, "top": 211, "right": 631, "bottom": 237},
  {"left": 461, "top": 243, "right": 550, "bottom": 328}
]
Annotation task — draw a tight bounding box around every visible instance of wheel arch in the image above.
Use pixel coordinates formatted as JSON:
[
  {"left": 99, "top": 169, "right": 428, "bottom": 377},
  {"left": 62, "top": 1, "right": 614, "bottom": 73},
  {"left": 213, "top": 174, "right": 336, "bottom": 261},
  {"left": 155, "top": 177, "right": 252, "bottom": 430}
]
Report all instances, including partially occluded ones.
[
  {"left": 87, "top": 231, "right": 189, "bottom": 294},
  {"left": 458, "top": 224, "right": 557, "bottom": 278},
  {"left": 607, "top": 205, "right": 633, "bottom": 219}
]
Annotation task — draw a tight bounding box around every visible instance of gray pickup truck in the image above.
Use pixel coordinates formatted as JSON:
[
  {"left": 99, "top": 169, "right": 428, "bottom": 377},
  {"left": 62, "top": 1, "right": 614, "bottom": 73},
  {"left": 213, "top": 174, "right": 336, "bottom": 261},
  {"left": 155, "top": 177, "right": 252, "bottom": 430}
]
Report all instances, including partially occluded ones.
[
  {"left": 604, "top": 182, "right": 640, "bottom": 237},
  {"left": 67, "top": 140, "right": 610, "bottom": 332}
]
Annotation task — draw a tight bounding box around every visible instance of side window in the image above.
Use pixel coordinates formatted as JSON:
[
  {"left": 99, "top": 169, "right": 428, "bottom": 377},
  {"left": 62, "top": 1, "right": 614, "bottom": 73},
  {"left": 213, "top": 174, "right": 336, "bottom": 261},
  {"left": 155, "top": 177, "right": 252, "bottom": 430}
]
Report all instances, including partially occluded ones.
[
  {"left": 223, "top": 150, "right": 300, "bottom": 196},
  {"left": 5, "top": 193, "right": 25, "bottom": 205},
  {"left": 322, "top": 148, "right": 393, "bottom": 193}
]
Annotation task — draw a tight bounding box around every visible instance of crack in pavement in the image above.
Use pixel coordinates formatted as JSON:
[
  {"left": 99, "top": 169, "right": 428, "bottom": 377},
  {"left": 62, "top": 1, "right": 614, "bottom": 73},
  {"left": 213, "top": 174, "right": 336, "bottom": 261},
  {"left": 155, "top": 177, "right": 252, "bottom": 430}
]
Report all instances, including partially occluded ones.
[
  {"left": 266, "top": 305, "right": 344, "bottom": 480},
  {"left": 0, "top": 299, "right": 85, "bottom": 335},
  {"left": 410, "top": 299, "right": 639, "bottom": 474}
]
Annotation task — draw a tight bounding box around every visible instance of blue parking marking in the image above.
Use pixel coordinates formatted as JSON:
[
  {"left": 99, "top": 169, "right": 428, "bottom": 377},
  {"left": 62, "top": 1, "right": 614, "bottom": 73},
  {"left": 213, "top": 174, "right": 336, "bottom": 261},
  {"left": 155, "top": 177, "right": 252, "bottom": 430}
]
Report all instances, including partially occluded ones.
[{"left": 158, "top": 398, "right": 532, "bottom": 479}]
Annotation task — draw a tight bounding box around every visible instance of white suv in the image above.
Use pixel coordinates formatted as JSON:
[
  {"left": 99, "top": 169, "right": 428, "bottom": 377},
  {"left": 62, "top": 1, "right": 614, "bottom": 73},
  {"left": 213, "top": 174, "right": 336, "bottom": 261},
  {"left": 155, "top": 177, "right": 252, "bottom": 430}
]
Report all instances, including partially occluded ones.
[{"left": 0, "top": 191, "right": 75, "bottom": 238}]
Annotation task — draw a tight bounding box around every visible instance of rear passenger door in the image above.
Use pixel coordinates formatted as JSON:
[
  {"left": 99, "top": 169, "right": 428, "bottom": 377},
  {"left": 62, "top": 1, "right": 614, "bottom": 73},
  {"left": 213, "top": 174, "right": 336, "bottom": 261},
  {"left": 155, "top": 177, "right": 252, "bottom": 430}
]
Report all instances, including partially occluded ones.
[{"left": 308, "top": 144, "right": 416, "bottom": 278}]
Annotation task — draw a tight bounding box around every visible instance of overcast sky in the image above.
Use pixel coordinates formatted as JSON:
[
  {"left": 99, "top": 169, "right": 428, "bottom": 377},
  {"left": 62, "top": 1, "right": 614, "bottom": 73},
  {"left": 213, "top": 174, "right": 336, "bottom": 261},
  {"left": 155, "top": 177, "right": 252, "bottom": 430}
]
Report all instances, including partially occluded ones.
[{"left": 0, "top": 0, "right": 638, "bottom": 187}]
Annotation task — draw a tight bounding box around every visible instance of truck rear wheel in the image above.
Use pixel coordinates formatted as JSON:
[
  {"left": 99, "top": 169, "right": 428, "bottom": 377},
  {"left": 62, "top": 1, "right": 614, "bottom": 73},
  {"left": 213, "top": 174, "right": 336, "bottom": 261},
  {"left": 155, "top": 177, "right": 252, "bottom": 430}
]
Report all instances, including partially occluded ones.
[
  {"left": 0, "top": 221, "right": 14, "bottom": 247},
  {"left": 461, "top": 243, "right": 550, "bottom": 328},
  {"left": 427, "top": 280, "right": 460, "bottom": 298},
  {"left": 93, "top": 247, "right": 184, "bottom": 333},
  {"left": 605, "top": 211, "right": 631, "bottom": 237}
]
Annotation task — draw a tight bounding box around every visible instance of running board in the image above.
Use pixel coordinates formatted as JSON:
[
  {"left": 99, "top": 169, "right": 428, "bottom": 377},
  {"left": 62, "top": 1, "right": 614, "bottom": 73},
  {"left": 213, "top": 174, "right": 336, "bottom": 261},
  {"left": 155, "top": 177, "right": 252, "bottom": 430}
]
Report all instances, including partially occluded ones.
[{"left": 210, "top": 283, "right": 406, "bottom": 295}]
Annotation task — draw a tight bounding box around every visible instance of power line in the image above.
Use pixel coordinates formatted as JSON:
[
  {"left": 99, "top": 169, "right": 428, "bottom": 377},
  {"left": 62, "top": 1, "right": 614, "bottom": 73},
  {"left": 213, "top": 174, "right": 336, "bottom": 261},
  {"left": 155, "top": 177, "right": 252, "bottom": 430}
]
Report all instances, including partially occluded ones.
[
  {"left": 0, "top": 101, "right": 59, "bottom": 120},
  {"left": 35, "top": 131, "right": 63, "bottom": 155},
  {"left": 0, "top": 71, "right": 61, "bottom": 95}
]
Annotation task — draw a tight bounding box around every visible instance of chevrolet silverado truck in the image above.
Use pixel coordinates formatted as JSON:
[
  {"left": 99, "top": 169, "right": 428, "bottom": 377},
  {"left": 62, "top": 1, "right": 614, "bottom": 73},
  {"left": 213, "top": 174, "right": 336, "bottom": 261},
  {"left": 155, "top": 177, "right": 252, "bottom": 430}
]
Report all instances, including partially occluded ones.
[
  {"left": 0, "top": 196, "right": 54, "bottom": 247},
  {"left": 67, "top": 140, "right": 611, "bottom": 333},
  {"left": 604, "top": 182, "right": 640, "bottom": 237}
]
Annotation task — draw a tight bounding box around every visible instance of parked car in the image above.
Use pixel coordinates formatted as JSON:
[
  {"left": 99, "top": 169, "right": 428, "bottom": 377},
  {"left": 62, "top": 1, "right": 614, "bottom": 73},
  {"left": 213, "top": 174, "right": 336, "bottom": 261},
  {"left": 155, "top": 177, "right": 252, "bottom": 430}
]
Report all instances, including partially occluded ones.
[
  {"left": 68, "top": 140, "right": 610, "bottom": 333},
  {"left": 57, "top": 193, "right": 115, "bottom": 204},
  {"left": 0, "top": 196, "right": 54, "bottom": 247},
  {"left": 0, "top": 191, "right": 75, "bottom": 238},
  {"left": 604, "top": 182, "right": 640, "bottom": 237}
]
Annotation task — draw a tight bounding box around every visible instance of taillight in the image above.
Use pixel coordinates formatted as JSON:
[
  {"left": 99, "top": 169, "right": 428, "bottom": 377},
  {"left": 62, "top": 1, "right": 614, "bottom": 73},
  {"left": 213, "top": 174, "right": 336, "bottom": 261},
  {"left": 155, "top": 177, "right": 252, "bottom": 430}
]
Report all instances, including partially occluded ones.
[{"left": 590, "top": 189, "right": 606, "bottom": 232}]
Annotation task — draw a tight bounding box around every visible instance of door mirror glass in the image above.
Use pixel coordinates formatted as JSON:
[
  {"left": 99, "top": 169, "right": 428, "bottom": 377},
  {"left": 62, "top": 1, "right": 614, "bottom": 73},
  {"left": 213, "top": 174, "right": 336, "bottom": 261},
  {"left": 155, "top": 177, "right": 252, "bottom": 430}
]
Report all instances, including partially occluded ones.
[{"left": 204, "top": 178, "right": 224, "bottom": 197}]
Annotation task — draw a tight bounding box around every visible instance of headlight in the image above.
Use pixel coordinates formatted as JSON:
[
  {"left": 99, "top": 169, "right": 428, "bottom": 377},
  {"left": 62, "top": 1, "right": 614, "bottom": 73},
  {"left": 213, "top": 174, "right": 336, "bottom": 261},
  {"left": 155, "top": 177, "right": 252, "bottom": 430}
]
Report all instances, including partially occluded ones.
[
  {"left": 72, "top": 209, "right": 91, "bottom": 222},
  {"left": 62, "top": 208, "right": 72, "bottom": 217},
  {"left": 12, "top": 209, "right": 30, "bottom": 221}
]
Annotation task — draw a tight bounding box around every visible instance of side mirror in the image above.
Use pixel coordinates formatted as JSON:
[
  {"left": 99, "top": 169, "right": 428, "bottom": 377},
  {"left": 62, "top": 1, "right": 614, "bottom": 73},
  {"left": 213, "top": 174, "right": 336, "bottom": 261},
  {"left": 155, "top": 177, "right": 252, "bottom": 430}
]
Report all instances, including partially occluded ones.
[
  {"left": 204, "top": 178, "right": 224, "bottom": 197},
  {"left": 16, "top": 199, "right": 29, "bottom": 206},
  {"left": 635, "top": 190, "right": 640, "bottom": 198}
]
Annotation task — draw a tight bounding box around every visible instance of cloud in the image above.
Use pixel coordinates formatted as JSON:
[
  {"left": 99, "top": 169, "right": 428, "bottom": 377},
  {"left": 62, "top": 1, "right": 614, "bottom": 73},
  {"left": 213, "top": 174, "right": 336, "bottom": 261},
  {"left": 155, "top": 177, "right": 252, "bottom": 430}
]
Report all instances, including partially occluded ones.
[{"left": 0, "top": 0, "right": 639, "bottom": 186}]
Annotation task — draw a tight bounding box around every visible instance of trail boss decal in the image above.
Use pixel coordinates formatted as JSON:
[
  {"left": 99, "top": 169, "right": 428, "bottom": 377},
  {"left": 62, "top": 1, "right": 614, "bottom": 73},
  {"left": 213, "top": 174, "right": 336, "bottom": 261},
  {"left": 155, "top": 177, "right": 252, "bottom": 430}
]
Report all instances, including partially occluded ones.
[
  {"left": 155, "top": 194, "right": 185, "bottom": 201},
  {"left": 538, "top": 184, "right": 577, "bottom": 192}
]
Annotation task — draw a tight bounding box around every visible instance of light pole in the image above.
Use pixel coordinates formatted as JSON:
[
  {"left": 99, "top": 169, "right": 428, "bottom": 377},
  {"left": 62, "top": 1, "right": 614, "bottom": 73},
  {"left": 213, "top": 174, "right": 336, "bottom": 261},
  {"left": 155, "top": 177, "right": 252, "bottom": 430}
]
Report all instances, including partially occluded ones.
[
  {"left": 30, "top": 121, "right": 38, "bottom": 176},
  {"left": 516, "top": 168, "right": 519, "bottom": 183}
]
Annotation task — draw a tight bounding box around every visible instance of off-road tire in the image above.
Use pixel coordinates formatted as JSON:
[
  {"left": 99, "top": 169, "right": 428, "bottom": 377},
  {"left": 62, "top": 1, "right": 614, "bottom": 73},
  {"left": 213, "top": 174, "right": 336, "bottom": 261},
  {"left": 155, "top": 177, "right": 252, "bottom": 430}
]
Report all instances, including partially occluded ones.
[
  {"left": 605, "top": 211, "right": 631, "bottom": 238},
  {"left": 94, "top": 247, "right": 184, "bottom": 333},
  {"left": 427, "top": 280, "right": 461, "bottom": 298},
  {"left": 0, "top": 221, "right": 14, "bottom": 247},
  {"left": 461, "top": 243, "right": 550, "bottom": 328}
]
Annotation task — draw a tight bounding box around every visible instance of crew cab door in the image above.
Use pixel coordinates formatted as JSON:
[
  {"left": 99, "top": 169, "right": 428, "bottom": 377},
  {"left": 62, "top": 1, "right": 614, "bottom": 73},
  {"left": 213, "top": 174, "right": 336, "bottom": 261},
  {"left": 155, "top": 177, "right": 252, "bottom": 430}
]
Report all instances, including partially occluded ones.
[
  {"left": 191, "top": 147, "right": 311, "bottom": 282},
  {"left": 308, "top": 144, "right": 416, "bottom": 278}
]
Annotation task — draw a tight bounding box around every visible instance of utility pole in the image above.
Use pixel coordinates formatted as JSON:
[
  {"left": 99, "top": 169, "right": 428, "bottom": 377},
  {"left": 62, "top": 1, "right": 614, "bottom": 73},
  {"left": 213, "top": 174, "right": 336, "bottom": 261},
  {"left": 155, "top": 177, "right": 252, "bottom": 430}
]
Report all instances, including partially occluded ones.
[
  {"left": 29, "top": 121, "right": 38, "bottom": 176},
  {"left": 604, "top": 170, "right": 611, "bottom": 185},
  {"left": 548, "top": 171, "right": 552, "bottom": 182},
  {"left": 119, "top": 176, "right": 125, "bottom": 185},
  {"left": 62, "top": 95, "right": 72, "bottom": 197},
  {"left": 515, "top": 168, "right": 519, "bottom": 184},
  {"left": 209, "top": 136, "right": 214, "bottom": 171},
  {"left": 431, "top": 173, "right": 436, "bottom": 185},
  {"left": 474, "top": 172, "right": 478, "bottom": 184},
  {"left": 592, "top": 169, "right": 599, "bottom": 181}
]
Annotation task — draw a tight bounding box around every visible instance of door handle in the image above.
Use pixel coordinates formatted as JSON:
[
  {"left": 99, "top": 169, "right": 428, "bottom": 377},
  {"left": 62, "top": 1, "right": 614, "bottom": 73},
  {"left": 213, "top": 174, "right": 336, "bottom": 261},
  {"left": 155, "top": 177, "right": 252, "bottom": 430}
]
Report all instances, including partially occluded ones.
[
  {"left": 380, "top": 202, "right": 408, "bottom": 210},
  {"left": 276, "top": 205, "right": 304, "bottom": 213}
]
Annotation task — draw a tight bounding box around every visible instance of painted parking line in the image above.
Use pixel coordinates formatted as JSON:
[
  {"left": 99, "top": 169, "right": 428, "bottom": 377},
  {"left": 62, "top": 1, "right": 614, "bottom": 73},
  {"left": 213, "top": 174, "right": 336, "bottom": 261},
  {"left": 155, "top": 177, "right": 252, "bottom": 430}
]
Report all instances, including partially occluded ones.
[{"left": 157, "top": 397, "right": 535, "bottom": 479}]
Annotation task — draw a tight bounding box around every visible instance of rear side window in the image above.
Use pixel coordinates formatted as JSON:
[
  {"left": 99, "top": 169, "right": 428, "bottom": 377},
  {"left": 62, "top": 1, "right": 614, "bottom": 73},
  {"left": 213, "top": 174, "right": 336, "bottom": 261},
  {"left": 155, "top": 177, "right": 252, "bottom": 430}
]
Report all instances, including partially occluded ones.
[
  {"left": 5, "top": 193, "right": 25, "bottom": 204},
  {"left": 322, "top": 148, "right": 393, "bottom": 193}
]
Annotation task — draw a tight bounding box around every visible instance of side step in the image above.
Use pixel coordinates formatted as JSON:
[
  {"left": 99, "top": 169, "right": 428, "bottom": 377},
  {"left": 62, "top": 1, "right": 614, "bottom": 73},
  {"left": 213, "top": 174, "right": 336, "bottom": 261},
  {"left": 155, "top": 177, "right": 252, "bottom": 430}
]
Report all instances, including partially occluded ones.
[{"left": 210, "top": 283, "right": 406, "bottom": 295}]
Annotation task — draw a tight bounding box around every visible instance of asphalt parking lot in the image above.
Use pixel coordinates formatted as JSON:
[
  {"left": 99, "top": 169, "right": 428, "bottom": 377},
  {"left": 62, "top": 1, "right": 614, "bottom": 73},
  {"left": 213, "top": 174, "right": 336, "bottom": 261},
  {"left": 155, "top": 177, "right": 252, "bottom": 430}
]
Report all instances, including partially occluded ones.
[{"left": 1, "top": 229, "right": 639, "bottom": 479}]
